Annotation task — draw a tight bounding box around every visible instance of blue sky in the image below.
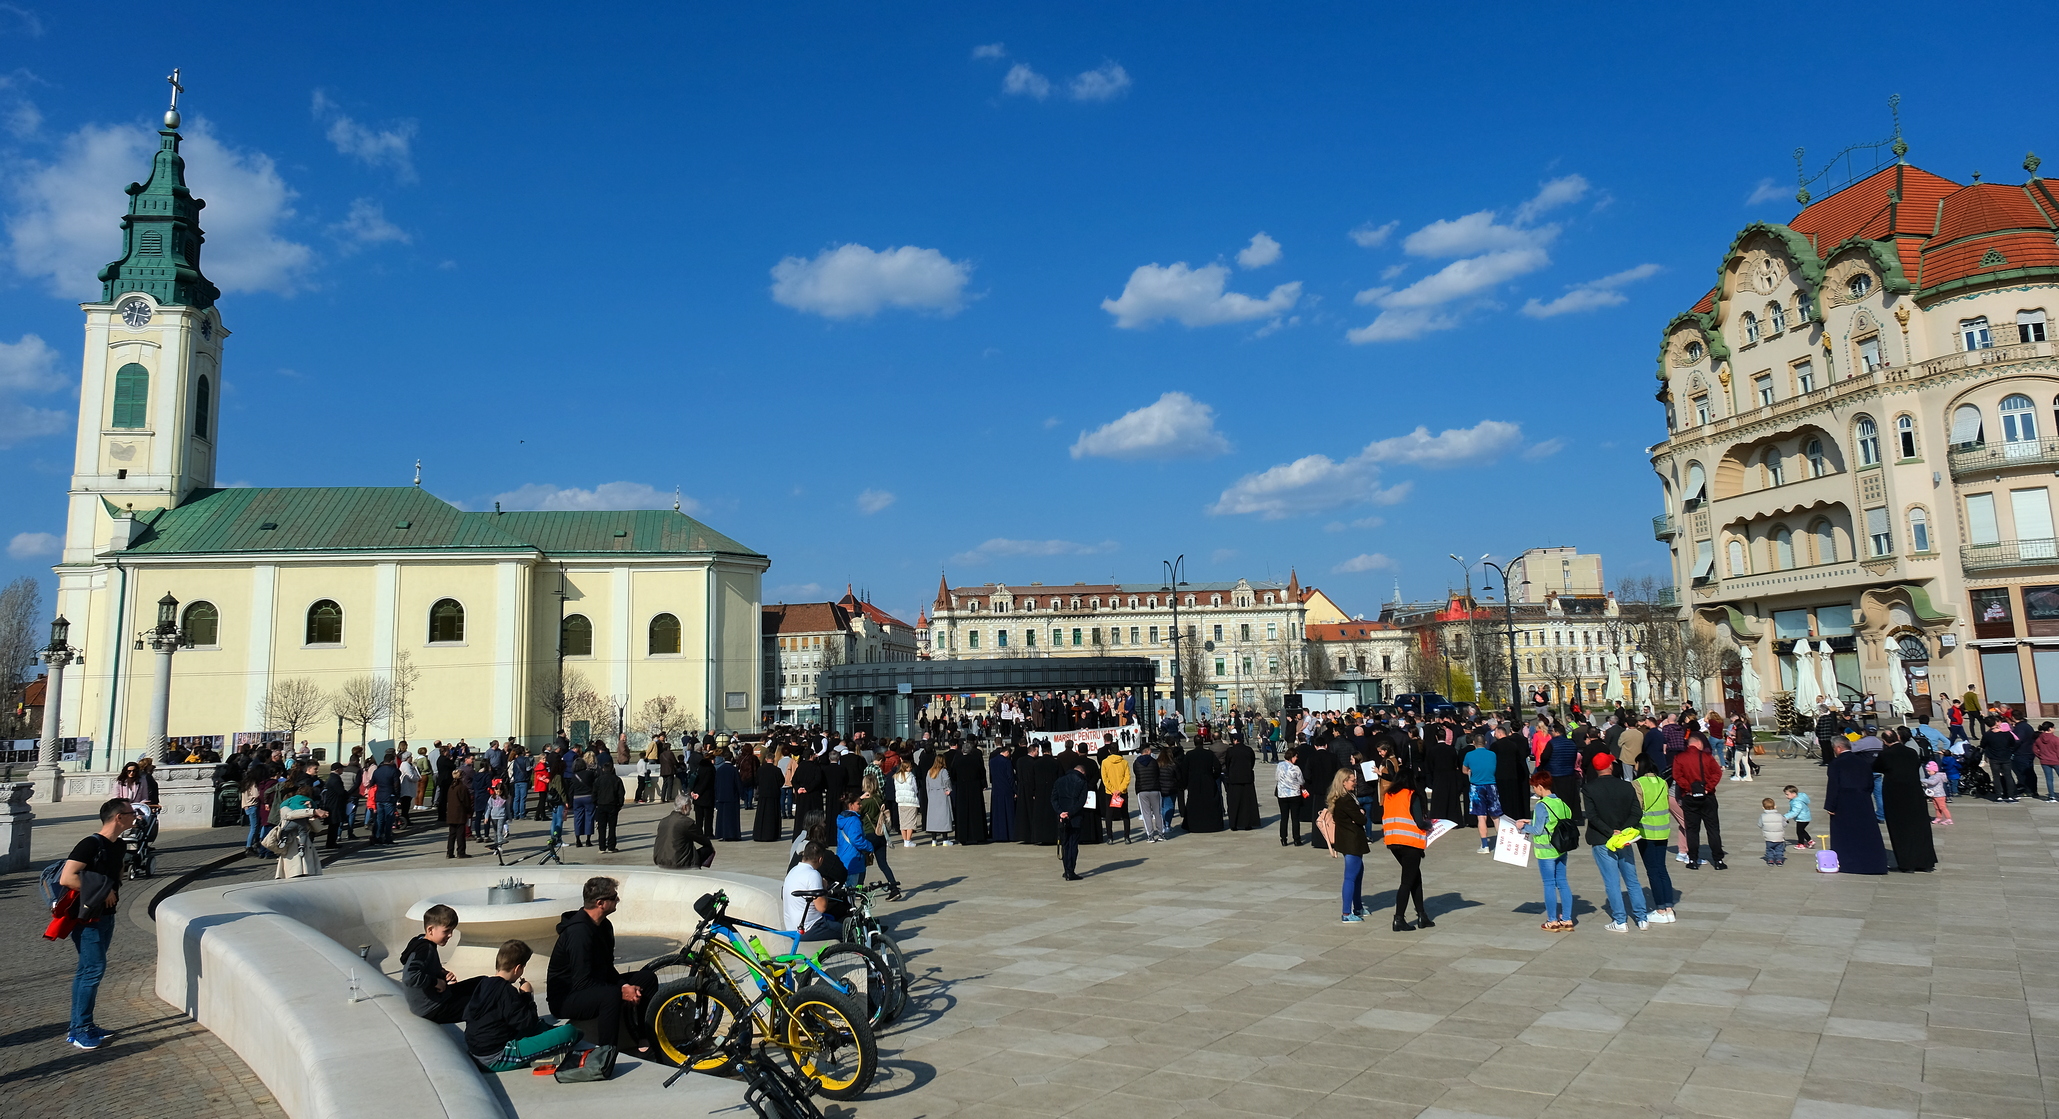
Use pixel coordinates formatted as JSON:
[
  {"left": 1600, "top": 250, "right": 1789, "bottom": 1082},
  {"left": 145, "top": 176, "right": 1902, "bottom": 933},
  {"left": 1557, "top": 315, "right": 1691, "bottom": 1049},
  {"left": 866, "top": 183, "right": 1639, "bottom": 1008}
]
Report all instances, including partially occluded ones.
[{"left": 0, "top": 3, "right": 2041, "bottom": 628}]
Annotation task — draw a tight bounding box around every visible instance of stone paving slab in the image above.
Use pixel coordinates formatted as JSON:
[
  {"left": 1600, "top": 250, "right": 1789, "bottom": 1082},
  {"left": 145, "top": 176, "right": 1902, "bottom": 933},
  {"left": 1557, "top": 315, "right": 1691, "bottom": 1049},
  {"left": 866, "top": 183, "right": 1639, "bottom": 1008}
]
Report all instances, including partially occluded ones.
[{"left": 7, "top": 756, "right": 2059, "bottom": 1119}]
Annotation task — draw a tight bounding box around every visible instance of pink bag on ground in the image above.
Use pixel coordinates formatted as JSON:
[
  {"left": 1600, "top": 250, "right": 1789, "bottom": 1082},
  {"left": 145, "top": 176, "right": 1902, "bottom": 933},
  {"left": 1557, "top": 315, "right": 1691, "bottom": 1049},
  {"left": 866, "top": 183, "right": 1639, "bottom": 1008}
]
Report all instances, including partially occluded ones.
[{"left": 1815, "top": 848, "right": 1839, "bottom": 873}]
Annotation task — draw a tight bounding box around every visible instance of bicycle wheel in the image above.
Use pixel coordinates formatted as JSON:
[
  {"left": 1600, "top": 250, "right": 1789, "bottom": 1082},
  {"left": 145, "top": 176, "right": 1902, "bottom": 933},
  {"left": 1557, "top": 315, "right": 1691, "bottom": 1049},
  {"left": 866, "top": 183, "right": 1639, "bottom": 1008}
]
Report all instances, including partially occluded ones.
[
  {"left": 814, "top": 942, "right": 898, "bottom": 1028},
  {"left": 783, "top": 984, "right": 877, "bottom": 1099},
  {"left": 648, "top": 976, "right": 751, "bottom": 1072},
  {"left": 864, "top": 927, "right": 912, "bottom": 1010}
]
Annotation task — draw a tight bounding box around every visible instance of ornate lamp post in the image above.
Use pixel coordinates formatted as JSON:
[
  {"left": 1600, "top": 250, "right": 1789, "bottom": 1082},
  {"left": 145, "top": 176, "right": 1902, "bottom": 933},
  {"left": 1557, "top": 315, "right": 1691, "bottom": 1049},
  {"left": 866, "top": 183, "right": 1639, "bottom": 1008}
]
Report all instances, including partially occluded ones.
[
  {"left": 1482, "top": 561, "right": 1529, "bottom": 723},
  {"left": 31, "top": 616, "right": 83, "bottom": 801},
  {"left": 1161, "top": 555, "right": 1190, "bottom": 721},
  {"left": 142, "top": 593, "right": 192, "bottom": 765}
]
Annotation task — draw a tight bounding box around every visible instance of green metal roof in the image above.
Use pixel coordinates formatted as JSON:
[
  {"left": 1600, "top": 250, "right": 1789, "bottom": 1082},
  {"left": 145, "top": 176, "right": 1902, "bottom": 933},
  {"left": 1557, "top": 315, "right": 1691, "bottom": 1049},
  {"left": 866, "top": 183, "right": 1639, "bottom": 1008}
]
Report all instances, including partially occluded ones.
[{"left": 117, "top": 487, "right": 761, "bottom": 559}]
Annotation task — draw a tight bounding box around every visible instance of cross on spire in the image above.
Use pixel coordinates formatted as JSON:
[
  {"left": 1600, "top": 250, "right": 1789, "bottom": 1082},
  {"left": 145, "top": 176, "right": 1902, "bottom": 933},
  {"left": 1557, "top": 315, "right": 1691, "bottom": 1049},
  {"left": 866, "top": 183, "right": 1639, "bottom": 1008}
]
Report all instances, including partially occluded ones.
[{"left": 167, "top": 68, "right": 184, "bottom": 111}]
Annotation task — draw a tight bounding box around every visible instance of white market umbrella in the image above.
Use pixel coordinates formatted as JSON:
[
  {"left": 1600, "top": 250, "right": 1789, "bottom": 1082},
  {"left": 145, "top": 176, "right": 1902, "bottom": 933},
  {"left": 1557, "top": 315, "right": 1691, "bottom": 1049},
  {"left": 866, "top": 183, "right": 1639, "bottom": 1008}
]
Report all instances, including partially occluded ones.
[
  {"left": 1817, "top": 643, "right": 1844, "bottom": 710},
  {"left": 1737, "top": 642, "right": 1763, "bottom": 717},
  {"left": 1792, "top": 638, "right": 1820, "bottom": 711},
  {"left": 1883, "top": 643, "right": 1915, "bottom": 716}
]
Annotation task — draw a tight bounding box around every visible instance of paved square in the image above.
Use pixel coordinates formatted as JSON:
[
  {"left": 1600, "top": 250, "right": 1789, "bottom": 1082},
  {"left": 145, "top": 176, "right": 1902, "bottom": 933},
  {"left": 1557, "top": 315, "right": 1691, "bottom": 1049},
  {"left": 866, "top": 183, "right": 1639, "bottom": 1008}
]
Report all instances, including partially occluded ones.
[{"left": 6, "top": 754, "right": 2052, "bottom": 1119}]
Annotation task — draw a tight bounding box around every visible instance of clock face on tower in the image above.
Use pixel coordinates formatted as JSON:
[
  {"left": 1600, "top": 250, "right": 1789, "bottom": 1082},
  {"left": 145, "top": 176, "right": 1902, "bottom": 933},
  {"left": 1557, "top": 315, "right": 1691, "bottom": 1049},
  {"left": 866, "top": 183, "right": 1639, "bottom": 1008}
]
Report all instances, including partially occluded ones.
[
  {"left": 199, "top": 316, "right": 213, "bottom": 340},
  {"left": 118, "top": 298, "right": 152, "bottom": 328}
]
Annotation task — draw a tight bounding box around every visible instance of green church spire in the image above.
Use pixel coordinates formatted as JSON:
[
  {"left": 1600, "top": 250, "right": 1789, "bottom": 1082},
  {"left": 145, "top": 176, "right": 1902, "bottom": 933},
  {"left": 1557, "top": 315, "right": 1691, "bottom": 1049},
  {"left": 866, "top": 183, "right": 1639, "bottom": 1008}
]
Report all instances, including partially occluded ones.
[{"left": 97, "top": 69, "right": 219, "bottom": 309}]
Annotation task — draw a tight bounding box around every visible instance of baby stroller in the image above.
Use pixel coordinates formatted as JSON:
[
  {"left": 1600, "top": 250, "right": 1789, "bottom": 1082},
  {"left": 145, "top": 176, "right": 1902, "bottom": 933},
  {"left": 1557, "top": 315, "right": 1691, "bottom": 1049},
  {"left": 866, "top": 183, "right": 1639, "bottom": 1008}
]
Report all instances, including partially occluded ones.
[
  {"left": 1958, "top": 759, "right": 1995, "bottom": 800},
  {"left": 121, "top": 802, "right": 160, "bottom": 879}
]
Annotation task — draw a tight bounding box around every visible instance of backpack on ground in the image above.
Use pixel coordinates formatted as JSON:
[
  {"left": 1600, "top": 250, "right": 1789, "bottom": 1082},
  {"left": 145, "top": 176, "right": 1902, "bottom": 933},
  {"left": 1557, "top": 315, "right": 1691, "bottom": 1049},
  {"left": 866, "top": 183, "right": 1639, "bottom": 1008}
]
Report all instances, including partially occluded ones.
[
  {"left": 553, "top": 1044, "right": 617, "bottom": 1082},
  {"left": 1815, "top": 848, "right": 1839, "bottom": 873}
]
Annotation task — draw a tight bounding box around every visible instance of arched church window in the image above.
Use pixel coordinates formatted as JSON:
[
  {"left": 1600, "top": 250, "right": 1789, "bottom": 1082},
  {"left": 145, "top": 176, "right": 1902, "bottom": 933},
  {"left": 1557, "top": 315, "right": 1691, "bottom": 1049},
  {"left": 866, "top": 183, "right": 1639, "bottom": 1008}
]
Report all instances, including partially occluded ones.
[
  {"left": 194, "top": 374, "right": 211, "bottom": 438},
  {"left": 112, "top": 364, "right": 149, "bottom": 428},
  {"left": 428, "top": 598, "right": 465, "bottom": 643},
  {"left": 649, "top": 613, "right": 681, "bottom": 655},
  {"left": 182, "top": 601, "right": 219, "bottom": 646},
  {"left": 306, "top": 600, "right": 343, "bottom": 645},
  {"left": 561, "top": 614, "right": 593, "bottom": 657}
]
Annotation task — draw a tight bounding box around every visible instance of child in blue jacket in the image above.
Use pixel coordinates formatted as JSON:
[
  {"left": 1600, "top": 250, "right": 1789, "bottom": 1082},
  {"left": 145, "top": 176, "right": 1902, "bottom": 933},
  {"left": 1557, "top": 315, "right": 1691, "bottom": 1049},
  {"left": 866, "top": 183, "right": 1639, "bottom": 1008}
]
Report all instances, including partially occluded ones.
[
  {"left": 835, "top": 790, "right": 874, "bottom": 887},
  {"left": 1782, "top": 785, "right": 1813, "bottom": 849}
]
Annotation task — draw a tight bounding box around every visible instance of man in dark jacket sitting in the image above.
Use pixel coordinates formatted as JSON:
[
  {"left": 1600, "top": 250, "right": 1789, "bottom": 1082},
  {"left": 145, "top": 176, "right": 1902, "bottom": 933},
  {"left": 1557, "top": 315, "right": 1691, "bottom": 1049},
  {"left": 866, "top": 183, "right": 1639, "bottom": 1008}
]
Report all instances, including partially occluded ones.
[
  {"left": 652, "top": 795, "right": 715, "bottom": 869},
  {"left": 546, "top": 877, "right": 659, "bottom": 1051}
]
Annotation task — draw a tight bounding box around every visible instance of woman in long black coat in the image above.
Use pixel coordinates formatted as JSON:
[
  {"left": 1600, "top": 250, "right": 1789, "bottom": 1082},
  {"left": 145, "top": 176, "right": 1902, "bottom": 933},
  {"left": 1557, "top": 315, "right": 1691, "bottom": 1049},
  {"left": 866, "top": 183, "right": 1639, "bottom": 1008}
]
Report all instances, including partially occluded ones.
[
  {"left": 1824, "top": 740, "right": 1888, "bottom": 874},
  {"left": 1300, "top": 746, "right": 1337, "bottom": 850},
  {"left": 989, "top": 744, "right": 1018, "bottom": 842},
  {"left": 1182, "top": 746, "right": 1226, "bottom": 832},
  {"left": 750, "top": 751, "right": 785, "bottom": 841},
  {"left": 1876, "top": 734, "right": 1936, "bottom": 872},
  {"left": 1425, "top": 732, "right": 1465, "bottom": 824}
]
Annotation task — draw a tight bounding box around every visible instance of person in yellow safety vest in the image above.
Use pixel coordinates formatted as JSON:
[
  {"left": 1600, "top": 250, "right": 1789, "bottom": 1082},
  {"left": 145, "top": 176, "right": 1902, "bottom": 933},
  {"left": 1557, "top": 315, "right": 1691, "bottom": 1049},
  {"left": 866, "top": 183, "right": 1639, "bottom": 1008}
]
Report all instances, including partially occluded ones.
[{"left": 1632, "top": 756, "right": 1679, "bottom": 923}]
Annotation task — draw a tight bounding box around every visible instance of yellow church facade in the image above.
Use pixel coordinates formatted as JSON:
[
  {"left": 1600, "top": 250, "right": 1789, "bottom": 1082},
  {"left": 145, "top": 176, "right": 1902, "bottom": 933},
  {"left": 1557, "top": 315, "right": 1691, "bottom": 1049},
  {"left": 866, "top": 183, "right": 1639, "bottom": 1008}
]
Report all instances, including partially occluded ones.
[{"left": 41, "top": 98, "right": 766, "bottom": 778}]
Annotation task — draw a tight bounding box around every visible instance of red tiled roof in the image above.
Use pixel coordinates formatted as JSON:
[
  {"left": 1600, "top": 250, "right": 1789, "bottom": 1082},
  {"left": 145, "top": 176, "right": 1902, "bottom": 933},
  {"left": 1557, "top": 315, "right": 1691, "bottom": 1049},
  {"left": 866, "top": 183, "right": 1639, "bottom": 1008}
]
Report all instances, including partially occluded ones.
[
  {"left": 22, "top": 677, "right": 46, "bottom": 706},
  {"left": 1307, "top": 622, "right": 1395, "bottom": 642},
  {"left": 838, "top": 591, "right": 913, "bottom": 631},
  {"left": 762, "top": 602, "right": 851, "bottom": 635}
]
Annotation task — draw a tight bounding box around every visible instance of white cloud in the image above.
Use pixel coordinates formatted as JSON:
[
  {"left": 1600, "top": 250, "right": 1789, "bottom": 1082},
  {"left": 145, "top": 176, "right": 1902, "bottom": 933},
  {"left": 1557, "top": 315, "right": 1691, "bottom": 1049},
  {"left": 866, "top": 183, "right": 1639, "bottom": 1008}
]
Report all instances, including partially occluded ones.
[
  {"left": 1236, "top": 232, "right": 1281, "bottom": 269},
  {"left": 494, "top": 481, "right": 696, "bottom": 512},
  {"left": 1379, "top": 263, "right": 1407, "bottom": 281},
  {"left": 1349, "top": 220, "right": 1398, "bottom": 248},
  {"left": 312, "top": 91, "right": 417, "bottom": 182},
  {"left": 771, "top": 582, "right": 824, "bottom": 599},
  {"left": 1746, "top": 178, "right": 1788, "bottom": 205},
  {"left": 770, "top": 243, "right": 972, "bottom": 319},
  {"left": 330, "top": 198, "right": 409, "bottom": 252},
  {"left": 4, "top": 120, "right": 314, "bottom": 298},
  {"left": 971, "top": 43, "right": 1008, "bottom": 59},
  {"left": 857, "top": 488, "right": 896, "bottom": 514},
  {"left": 1513, "top": 174, "right": 1590, "bottom": 224},
  {"left": 1102, "top": 262, "right": 1300, "bottom": 329},
  {"left": 1002, "top": 63, "right": 1051, "bottom": 100},
  {"left": 1070, "top": 392, "right": 1231, "bottom": 460},
  {"left": 1323, "top": 516, "right": 1386, "bottom": 532},
  {"left": 0, "top": 4, "right": 44, "bottom": 36},
  {"left": 7, "top": 531, "right": 58, "bottom": 559},
  {"left": 1360, "top": 420, "right": 1524, "bottom": 466},
  {"left": 1068, "top": 62, "right": 1131, "bottom": 102},
  {"left": 0, "top": 333, "right": 67, "bottom": 445},
  {"left": 1333, "top": 553, "right": 1396, "bottom": 574},
  {"left": 952, "top": 537, "right": 1119, "bottom": 565},
  {"left": 1521, "top": 262, "right": 1661, "bottom": 318},
  {"left": 1348, "top": 247, "right": 1550, "bottom": 342},
  {"left": 1523, "top": 438, "right": 1566, "bottom": 460},
  {"left": 1402, "top": 211, "right": 1554, "bottom": 258},
  {"left": 1211, "top": 419, "right": 1522, "bottom": 518}
]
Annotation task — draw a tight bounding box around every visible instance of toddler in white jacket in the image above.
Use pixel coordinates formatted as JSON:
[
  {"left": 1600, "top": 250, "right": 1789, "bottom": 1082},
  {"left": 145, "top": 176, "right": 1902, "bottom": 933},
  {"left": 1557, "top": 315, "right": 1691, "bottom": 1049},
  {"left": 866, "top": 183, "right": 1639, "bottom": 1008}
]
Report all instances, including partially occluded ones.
[{"left": 1758, "top": 797, "right": 1786, "bottom": 865}]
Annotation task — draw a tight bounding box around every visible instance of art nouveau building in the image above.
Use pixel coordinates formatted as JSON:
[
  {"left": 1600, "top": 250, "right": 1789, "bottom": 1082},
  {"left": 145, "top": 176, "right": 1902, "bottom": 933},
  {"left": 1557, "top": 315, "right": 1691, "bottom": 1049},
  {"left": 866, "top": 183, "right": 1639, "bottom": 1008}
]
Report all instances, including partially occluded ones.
[
  {"left": 1653, "top": 153, "right": 2059, "bottom": 720},
  {"left": 42, "top": 98, "right": 767, "bottom": 776},
  {"left": 920, "top": 573, "right": 1313, "bottom": 713}
]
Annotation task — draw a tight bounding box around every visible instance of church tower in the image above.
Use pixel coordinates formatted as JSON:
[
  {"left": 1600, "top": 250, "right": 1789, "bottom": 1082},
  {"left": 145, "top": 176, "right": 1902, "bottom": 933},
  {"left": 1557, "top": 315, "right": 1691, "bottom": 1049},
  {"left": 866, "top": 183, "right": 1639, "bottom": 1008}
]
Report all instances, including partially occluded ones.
[{"left": 62, "top": 74, "right": 227, "bottom": 565}]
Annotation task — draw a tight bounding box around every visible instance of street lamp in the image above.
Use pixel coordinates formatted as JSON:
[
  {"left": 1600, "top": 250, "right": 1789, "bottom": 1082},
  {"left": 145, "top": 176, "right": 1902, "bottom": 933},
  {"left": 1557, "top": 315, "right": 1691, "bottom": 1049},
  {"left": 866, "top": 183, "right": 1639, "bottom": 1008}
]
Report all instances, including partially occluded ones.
[
  {"left": 31, "top": 615, "right": 83, "bottom": 802},
  {"left": 1482, "top": 559, "right": 1529, "bottom": 723},
  {"left": 1448, "top": 554, "right": 1488, "bottom": 706},
  {"left": 140, "top": 593, "right": 193, "bottom": 765},
  {"left": 1161, "top": 555, "right": 1190, "bottom": 722}
]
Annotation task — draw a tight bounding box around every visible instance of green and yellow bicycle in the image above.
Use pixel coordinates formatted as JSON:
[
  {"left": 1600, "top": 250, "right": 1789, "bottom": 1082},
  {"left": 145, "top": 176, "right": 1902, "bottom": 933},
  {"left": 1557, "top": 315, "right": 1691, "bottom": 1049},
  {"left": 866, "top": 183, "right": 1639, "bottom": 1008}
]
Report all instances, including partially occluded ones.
[{"left": 644, "top": 891, "right": 879, "bottom": 1099}]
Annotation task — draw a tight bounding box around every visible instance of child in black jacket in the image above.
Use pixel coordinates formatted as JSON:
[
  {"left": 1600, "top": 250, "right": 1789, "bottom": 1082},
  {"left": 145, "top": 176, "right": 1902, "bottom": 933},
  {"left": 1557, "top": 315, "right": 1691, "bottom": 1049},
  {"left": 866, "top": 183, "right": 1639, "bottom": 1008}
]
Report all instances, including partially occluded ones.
[{"left": 465, "top": 940, "right": 580, "bottom": 1072}]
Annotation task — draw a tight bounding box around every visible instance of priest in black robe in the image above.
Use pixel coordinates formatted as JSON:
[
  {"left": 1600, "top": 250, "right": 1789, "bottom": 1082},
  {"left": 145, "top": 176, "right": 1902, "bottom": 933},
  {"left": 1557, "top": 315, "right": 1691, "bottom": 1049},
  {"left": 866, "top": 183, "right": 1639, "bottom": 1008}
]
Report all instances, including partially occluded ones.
[
  {"left": 950, "top": 743, "right": 989, "bottom": 844},
  {"left": 1299, "top": 745, "right": 1337, "bottom": 850},
  {"left": 789, "top": 752, "right": 827, "bottom": 839},
  {"left": 1425, "top": 732, "right": 1465, "bottom": 824},
  {"left": 1012, "top": 744, "right": 1035, "bottom": 843},
  {"left": 1877, "top": 734, "right": 1936, "bottom": 872},
  {"left": 1182, "top": 746, "right": 1226, "bottom": 832},
  {"left": 989, "top": 744, "right": 1018, "bottom": 842},
  {"left": 1221, "top": 740, "right": 1261, "bottom": 830},
  {"left": 1490, "top": 727, "right": 1532, "bottom": 824},
  {"left": 1026, "top": 745, "right": 1061, "bottom": 845},
  {"left": 751, "top": 751, "right": 785, "bottom": 841},
  {"left": 1824, "top": 739, "right": 1888, "bottom": 874}
]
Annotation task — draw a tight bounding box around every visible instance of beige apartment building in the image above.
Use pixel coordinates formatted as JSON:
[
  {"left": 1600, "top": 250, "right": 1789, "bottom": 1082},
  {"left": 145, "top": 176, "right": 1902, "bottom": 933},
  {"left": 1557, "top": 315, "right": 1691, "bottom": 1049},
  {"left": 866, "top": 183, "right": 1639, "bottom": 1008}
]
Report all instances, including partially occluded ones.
[{"left": 1653, "top": 154, "right": 2059, "bottom": 720}]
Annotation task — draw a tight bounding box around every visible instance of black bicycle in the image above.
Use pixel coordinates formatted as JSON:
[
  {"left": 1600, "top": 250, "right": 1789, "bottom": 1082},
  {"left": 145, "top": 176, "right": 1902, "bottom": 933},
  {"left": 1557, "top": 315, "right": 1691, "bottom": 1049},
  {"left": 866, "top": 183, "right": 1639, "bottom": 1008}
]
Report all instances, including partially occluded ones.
[{"left": 663, "top": 1023, "right": 826, "bottom": 1119}]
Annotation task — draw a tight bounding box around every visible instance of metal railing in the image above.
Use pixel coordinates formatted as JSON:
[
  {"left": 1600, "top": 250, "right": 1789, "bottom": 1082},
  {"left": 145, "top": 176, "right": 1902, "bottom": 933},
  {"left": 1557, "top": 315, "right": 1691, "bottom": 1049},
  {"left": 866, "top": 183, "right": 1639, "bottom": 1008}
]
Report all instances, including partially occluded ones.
[
  {"left": 1961, "top": 538, "right": 2059, "bottom": 571},
  {"left": 1947, "top": 437, "right": 2059, "bottom": 478}
]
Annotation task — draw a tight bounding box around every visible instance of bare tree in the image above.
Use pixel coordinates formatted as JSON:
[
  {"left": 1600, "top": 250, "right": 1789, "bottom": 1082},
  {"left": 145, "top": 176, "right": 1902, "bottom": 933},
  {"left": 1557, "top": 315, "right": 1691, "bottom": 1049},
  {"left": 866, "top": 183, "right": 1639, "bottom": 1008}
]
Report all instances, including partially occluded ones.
[
  {"left": 637, "top": 694, "right": 700, "bottom": 742},
  {"left": 0, "top": 577, "right": 41, "bottom": 739},
  {"left": 1176, "top": 632, "right": 1208, "bottom": 707},
  {"left": 557, "top": 669, "right": 611, "bottom": 742},
  {"left": 389, "top": 650, "right": 421, "bottom": 740},
  {"left": 333, "top": 674, "right": 394, "bottom": 749},
  {"left": 260, "top": 678, "right": 330, "bottom": 745}
]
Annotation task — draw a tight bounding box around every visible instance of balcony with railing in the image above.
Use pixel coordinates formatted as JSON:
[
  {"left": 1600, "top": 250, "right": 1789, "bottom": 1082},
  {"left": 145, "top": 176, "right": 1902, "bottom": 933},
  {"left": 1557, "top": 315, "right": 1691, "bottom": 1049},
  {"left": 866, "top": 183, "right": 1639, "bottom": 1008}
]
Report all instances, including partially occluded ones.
[
  {"left": 1947, "top": 436, "right": 2059, "bottom": 479},
  {"left": 1653, "top": 513, "right": 1676, "bottom": 540},
  {"left": 1961, "top": 538, "right": 2059, "bottom": 572}
]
